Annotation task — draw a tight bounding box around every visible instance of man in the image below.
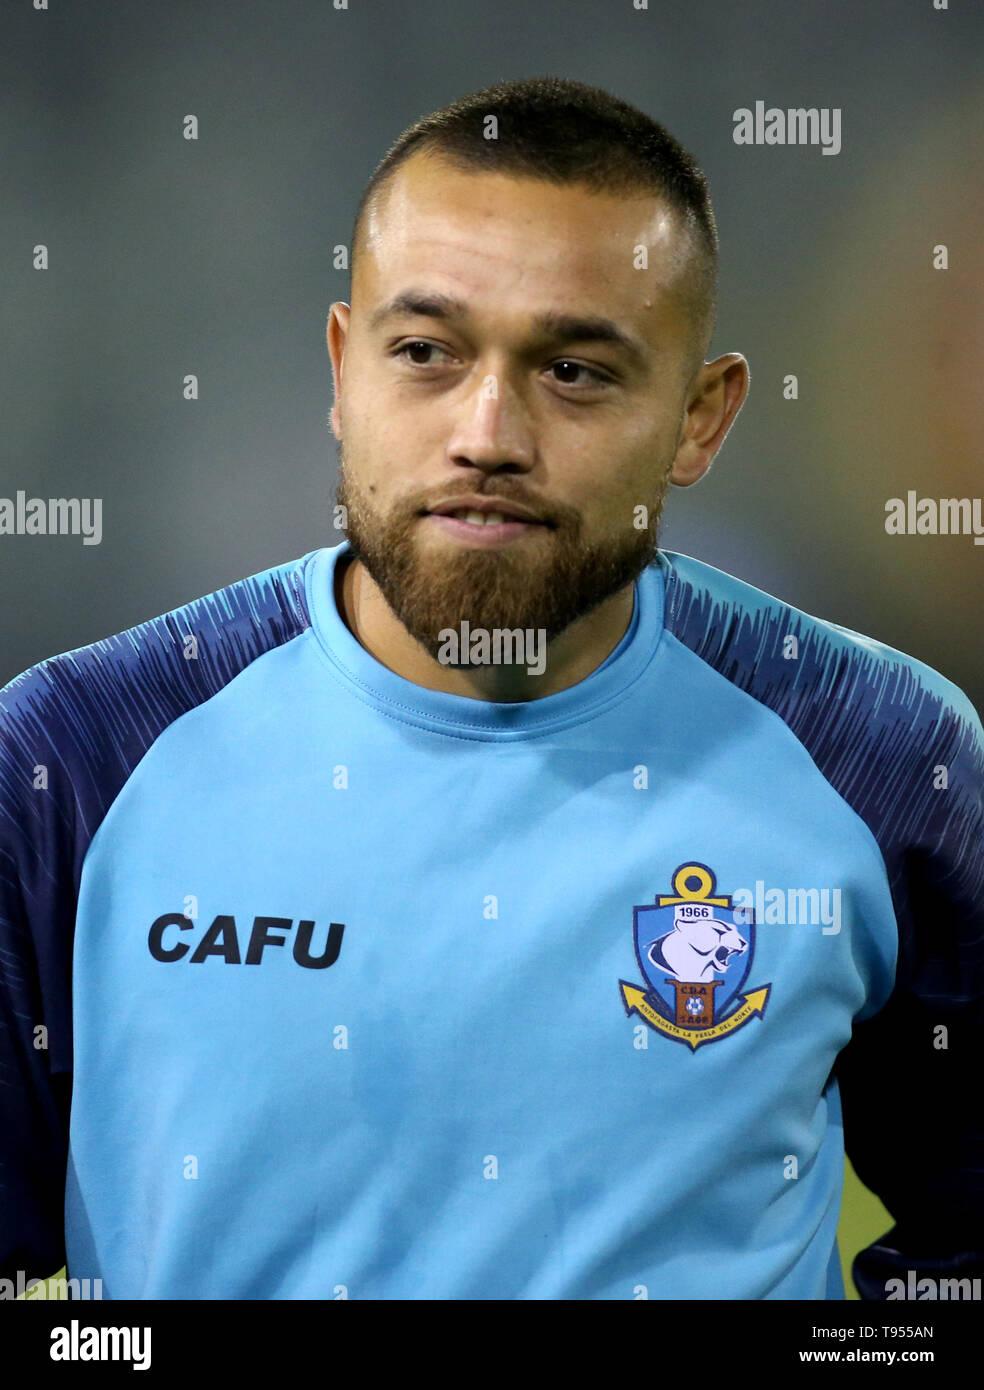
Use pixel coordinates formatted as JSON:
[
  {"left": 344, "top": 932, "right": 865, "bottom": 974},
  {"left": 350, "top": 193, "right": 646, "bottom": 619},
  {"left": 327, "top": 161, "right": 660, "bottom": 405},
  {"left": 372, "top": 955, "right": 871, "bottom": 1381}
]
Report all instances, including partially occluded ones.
[{"left": 1, "top": 77, "right": 981, "bottom": 1301}]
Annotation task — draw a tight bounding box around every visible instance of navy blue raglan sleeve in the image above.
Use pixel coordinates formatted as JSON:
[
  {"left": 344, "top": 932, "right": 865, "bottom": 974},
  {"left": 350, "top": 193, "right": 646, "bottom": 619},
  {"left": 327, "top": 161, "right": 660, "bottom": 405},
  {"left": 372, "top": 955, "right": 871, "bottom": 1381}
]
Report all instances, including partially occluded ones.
[
  {"left": 836, "top": 685, "right": 984, "bottom": 1298},
  {"left": 0, "top": 667, "right": 79, "bottom": 1283}
]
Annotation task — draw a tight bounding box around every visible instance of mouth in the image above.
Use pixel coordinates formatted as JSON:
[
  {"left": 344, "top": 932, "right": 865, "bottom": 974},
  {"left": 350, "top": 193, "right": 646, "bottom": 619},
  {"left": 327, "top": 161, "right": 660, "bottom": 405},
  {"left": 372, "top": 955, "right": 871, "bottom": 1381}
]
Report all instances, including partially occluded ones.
[{"left": 421, "top": 500, "right": 552, "bottom": 547}]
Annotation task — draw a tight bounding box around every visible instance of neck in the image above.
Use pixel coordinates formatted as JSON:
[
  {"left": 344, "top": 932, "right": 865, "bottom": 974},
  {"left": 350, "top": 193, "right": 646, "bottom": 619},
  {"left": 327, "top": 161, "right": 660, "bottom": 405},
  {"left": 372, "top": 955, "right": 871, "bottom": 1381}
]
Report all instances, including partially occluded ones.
[{"left": 334, "top": 553, "right": 635, "bottom": 702}]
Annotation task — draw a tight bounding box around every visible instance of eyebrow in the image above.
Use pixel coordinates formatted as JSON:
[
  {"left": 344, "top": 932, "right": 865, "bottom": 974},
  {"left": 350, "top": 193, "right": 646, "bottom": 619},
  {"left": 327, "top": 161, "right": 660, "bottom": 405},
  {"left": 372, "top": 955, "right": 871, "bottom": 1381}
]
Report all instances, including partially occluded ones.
[{"left": 367, "top": 289, "right": 648, "bottom": 370}]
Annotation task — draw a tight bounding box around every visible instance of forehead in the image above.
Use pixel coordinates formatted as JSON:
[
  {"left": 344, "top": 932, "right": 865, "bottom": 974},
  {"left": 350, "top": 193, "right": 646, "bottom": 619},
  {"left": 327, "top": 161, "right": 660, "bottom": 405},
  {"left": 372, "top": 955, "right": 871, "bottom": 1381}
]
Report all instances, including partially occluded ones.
[{"left": 356, "top": 150, "right": 692, "bottom": 341}]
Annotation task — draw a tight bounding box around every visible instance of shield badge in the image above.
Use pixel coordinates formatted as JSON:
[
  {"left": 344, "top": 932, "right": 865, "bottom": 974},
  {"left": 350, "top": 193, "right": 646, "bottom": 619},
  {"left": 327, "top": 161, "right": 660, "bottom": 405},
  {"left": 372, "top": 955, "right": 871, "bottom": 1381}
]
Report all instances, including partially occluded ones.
[{"left": 619, "top": 862, "right": 771, "bottom": 1052}]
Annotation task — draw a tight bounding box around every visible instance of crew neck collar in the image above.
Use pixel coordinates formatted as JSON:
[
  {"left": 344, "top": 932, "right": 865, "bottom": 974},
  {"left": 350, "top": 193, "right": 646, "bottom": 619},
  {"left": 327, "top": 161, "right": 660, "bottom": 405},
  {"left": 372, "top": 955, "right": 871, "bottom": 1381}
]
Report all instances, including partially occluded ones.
[{"left": 303, "top": 541, "right": 666, "bottom": 740}]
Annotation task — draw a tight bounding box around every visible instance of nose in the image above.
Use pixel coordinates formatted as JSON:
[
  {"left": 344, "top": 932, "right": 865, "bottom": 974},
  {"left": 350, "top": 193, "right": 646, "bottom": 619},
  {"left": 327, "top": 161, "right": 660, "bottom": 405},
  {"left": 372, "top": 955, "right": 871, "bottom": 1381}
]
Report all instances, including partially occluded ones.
[{"left": 444, "top": 368, "right": 537, "bottom": 474}]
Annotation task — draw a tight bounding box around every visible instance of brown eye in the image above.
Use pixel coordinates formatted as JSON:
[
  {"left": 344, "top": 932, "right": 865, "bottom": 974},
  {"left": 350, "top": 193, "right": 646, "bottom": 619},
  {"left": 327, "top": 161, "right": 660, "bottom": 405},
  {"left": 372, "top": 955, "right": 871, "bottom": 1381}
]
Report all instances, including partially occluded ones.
[
  {"left": 549, "top": 360, "right": 610, "bottom": 388},
  {"left": 395, "top": 341, "right": 449, "bottom": 366}
]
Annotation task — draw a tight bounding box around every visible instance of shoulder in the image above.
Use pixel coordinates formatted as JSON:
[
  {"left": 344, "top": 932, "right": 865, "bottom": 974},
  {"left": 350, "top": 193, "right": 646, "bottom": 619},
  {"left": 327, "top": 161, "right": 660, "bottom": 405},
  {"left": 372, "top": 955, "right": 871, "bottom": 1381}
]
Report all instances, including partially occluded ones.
[
  {"left": 0, "top": 549, "right": 318, "bottom": 872},
  {"left": 660, "top": 548, "right": 981, "bottom": 742},
  {"left": 658, "top": 548, "right": 983, "bottom": 858},
  {"left": 0, "top": 548, "right": 315, "bottom": 727}
]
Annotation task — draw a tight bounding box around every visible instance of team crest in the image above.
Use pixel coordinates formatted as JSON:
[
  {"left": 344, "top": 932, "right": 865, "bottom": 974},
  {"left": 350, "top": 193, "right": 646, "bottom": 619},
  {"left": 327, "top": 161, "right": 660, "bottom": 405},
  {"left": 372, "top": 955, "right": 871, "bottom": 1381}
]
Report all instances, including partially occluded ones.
[{"left": 619, "top": 862, "right": 771, "bottom": 1052}]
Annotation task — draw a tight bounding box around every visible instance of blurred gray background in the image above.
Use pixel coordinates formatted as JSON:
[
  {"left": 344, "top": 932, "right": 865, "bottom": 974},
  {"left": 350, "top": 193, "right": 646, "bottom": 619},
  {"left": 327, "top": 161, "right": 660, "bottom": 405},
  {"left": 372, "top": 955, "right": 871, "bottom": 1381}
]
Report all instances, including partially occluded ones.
[{"left": 2, "top": 0, "right": 982, "bottom": 709}]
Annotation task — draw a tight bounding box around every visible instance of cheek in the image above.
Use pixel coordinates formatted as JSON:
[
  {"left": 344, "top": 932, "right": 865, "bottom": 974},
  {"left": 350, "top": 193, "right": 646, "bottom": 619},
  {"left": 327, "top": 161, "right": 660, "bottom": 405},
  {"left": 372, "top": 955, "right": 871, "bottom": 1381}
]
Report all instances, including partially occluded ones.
[
  {"left": 343, "top": 400, "right": 390, "bottom": 474},
  {"left": 601, "top": 435, "right": 671, "bottom": 497}
]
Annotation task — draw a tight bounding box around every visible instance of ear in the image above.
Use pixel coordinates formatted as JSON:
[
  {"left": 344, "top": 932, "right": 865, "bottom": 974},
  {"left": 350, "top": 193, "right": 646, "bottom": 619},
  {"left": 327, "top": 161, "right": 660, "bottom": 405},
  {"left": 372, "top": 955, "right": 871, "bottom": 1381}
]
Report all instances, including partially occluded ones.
[
  {"left": 326, "top": 302, "right": 351, "bottom": 441},
  {"left": 670, "top": 354, "right": 750, "bottom": 487}
]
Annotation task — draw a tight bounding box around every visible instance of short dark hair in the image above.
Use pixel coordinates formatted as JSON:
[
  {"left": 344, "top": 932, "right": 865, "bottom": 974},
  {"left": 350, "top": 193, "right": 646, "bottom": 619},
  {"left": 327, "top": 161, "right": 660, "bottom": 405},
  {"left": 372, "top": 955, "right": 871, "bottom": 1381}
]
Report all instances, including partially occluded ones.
[{"left": 350, "top": 76, "right": 718, "bottom": 383}]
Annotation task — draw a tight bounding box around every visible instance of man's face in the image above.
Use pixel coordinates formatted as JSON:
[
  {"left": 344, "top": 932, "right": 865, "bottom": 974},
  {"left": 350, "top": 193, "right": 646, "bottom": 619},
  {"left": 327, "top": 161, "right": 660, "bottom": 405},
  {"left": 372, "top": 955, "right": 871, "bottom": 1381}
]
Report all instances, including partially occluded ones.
[{"left": 328, "top": 149, "right": 701, "bottom": 659}]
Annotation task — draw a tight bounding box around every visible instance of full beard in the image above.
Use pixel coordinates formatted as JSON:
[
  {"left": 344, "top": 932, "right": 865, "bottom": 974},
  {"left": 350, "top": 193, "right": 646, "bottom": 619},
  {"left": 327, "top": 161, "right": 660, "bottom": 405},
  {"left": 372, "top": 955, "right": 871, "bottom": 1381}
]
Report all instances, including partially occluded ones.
[{"left": 334, "top": 450, "right": 667, "bottom": 664}]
